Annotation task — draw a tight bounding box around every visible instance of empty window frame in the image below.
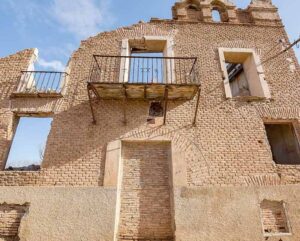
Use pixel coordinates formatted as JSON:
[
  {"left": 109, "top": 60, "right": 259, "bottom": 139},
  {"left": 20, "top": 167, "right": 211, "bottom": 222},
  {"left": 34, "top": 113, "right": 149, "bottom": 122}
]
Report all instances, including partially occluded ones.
[
  {"left": 212, "top": 9, "right": 222, "bottom": 22},
  {"left": 265, "top": 122, "right": 300, "bottom": 165},
  {"left": 120, "top": 37, "right": 174, "bottom": 84},
  {"left": 219, "top": 48, "right": 271, "bottom": 98},
  {"left": 211, "top": 1, "right": 229, "bottom": 23},
  {"left": 5, "top": 117, "right": 53, "bottom": 171},
  {"left": 260, "top": 200, "right": 290, "bottom": 236},
  {"left": 226, "top": 62, "right": 250, "bottom": 96}
]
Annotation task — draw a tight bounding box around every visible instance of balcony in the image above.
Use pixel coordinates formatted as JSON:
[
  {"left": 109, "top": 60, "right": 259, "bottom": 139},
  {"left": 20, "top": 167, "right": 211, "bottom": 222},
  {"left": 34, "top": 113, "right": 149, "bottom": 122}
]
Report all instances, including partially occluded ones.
[
  {"left": 11, "top": 71, "right": 68, "bottom": 98},
  {"left": 87, "top": 55, "right": 201, "bottom": 125},
  {"left": 88, "top": 55, "right": 200, "bottom": 100}
]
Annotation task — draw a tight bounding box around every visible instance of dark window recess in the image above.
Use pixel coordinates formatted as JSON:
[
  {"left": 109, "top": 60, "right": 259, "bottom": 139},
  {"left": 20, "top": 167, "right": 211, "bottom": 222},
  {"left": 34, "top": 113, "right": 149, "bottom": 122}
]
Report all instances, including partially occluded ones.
[
  {"left": 187, "top": 5, "right": 198, "bottom": 10},
  {"left": 149, "top": 102, "right": 164, "bottom": 117},
  {"left": 265, "top": 123, "right": 300, "bottom": 165},
  {"left": 226, "top": 62, "right": 250, "bottom": 97},
  {"left": 147, "top": 102, "right": 164, "bottom": 123}
]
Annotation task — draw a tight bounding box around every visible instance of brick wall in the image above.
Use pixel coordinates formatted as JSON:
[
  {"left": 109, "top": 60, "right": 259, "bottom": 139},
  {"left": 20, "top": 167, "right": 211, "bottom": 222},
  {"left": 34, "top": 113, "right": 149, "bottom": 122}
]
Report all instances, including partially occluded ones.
[
  {"left": 261, "top": 200, "right": 289, "bottom": 234},
  {"left": 119, "top": 142, "right": 173, "bottom": 240},
  {"left": 0, "top": 49, "right": 35, "bottom": 170},
  {"left": 0, "top": 0, "right": 299, "bottom": 187},
  {"left": 0, "top": 203, "right": 28, "bottom": 240}
]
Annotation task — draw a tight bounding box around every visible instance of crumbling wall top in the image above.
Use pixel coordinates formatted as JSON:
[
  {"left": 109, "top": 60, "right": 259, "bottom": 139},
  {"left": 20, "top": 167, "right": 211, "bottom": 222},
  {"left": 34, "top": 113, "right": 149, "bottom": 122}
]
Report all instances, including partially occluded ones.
[{"left": 172, "top": 0, "right": 281, "bottom": 25}]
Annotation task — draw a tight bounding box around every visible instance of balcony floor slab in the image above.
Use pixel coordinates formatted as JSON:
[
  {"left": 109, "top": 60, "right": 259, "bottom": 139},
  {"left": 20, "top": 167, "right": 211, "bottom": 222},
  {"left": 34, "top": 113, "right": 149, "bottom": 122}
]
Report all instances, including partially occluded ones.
[{"left": 88, "top": 82, "right": 200, "bottom": 101}]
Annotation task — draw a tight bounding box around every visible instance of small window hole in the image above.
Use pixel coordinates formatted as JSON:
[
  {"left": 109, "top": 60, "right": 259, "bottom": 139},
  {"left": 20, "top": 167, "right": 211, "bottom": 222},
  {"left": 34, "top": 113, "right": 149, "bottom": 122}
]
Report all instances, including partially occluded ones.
[
  {"left": 212, "top": 9, "right": 221, "bottom": 22},
  {"left": 147, "top": 102, "right": 164, "bottom": 123}
]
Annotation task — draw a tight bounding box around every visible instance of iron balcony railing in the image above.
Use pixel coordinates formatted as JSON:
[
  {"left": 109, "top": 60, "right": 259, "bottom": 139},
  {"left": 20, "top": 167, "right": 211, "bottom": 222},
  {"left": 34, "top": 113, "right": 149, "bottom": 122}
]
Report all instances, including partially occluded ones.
[
  {"left": 16, "top": 71, "right": 68, "bottom": 94},
  {"left": 89, "top": 55, "right": 198, "bottom": 85}
]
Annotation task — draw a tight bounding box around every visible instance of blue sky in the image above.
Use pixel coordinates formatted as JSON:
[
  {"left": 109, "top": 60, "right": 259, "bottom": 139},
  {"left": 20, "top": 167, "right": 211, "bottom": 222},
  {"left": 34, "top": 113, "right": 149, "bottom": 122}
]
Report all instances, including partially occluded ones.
[
  {"left": 1, "top": 0, "right": 299, "bottom": 166},
  {"left": 6, "top": 118, "right": 53, "bottom": 168},
  {"left": 0, "top": 0, "right": 299, "bottom": 71}
]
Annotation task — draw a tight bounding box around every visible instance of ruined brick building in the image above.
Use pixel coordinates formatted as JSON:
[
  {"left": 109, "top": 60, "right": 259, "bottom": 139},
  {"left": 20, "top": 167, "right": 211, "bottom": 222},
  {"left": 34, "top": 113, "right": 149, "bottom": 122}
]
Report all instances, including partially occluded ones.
[{"left": 0, "top": 0, "right": 300, "bottom": 240}]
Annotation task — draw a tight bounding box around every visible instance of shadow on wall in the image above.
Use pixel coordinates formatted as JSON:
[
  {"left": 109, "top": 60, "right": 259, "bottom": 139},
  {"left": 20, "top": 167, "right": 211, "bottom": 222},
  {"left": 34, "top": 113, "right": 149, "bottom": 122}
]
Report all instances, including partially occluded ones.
[{"left": 38, "top": 98, "right": 187, "bottom": 185}]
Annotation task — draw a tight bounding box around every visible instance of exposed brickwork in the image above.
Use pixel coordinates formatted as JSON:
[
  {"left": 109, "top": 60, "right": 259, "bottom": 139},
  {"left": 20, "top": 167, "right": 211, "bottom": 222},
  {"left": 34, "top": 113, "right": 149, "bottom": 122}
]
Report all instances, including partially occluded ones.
[
  {"left": 0, "top": 0, "right": 299, "bottom": 189},
  {"left": 261, "top": 200, "right": 289, "bottom": 234},
  {"left": 0, "top": 1, "right": 300, "bottom": 241},
  {"left": 0, "top": 203, "right": 28, "bottom": 240},
  {"left": 236, "top": 9, "right": 253, "bottom": 24},
  {"left": 0, "top": 49, "right": 35, "bottom": 171},
  {"left": 119, "top": 142, "right": 173, "bottom": 240}
]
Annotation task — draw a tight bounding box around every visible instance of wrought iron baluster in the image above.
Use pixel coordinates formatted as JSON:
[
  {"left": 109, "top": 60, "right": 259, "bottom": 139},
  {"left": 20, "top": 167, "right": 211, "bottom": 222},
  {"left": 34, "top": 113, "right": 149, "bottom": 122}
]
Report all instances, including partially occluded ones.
[
  {"left": 132, "top": 57, "right": 135, "bottom": 83},
  {"left": 161, "top": 57, "right": 163, "bottom": 84},
  {"left": 20, "top": 72, "right": 28, "bottom": 92},
  {"left": 32, "top": 72, "right": 39, "bottom": 92},
  {"left": 151, "top": 57, "right": 154, "bottom": 84},
  {"left": 142, "top": 58, "right": 144, "bottom": 83},
  {"left": 59, "top": 73, "right": 65, "bottom": 92},
  {"left": 45, "top": 72, "right": 52, "bottom": 92},
  {"left": 55, "top": 73, "right": 62, "bottom": 91},
  {"left": 29, "top": 72, "right": 35, "bottom": 91},
  {"left": 170, "top": 58, "right": 173, "bottom": 84},
  {"left": 51, "top": 72, "right": 57, "bottom": 91},
  {"left": 127, "top": 56, "right": 131, "bottom": 83},
  {"left": 42, "top": 72, "right": 48, "bottom": 91},
  {"left": 137, "top": 58, "right": 140, "bottom": 84},
  {"left": 156, "top": 58, "right": 158, "bottom": 83}
]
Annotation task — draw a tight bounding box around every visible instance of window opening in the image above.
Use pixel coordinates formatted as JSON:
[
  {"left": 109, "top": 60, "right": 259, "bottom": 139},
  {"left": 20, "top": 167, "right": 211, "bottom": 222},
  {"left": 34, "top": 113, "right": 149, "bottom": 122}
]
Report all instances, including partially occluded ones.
[
  {"left": 129, "top": 52, "right": 164, "bottom": 84},
  {"left": 5, "top": 117, "right": 53, "bottom": 171},
  {"left": 265, "top": 123, "right": 300, "bottom": 165},
  {"left": 226, "top": 62, "right": 250, "bottom": 97},
  {"left": 147, "top": 101, "right": 164, "bottom": 123},
  {"left": 149, "top": 101, "right": 164, "bottom": 117},
  {"left": 219, "top": 48, "right": 270, "bottom": 98},
  {"left": 212, "top": 9, "right": 221, "bottom": 22}
]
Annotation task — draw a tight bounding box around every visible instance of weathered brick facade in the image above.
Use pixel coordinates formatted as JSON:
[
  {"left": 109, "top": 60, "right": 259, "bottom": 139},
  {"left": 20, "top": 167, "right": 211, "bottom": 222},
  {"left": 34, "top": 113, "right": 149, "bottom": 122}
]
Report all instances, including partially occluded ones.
[
  {"left": 0, "top": 0, "right": 300, "bottom": 240},
  {"left": 0, "top": 203, "right": 28, "bottom": 240},
  {"left": 119, "top": 142, "right": 173, "bottom": 240}
]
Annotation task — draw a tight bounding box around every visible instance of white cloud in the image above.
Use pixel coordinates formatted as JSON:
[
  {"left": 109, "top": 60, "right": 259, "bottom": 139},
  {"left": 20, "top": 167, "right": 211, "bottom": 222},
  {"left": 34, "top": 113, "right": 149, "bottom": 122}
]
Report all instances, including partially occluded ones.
[
  {"left": 37, "top": 58, "right": 65, "bottom": 72},
  {"left": 52, "top": 0, "right": 113, "bottom": 38},
  {"left": 1, "top": 0, "right": 50, "bottom": 30},
  {"left": 43, "top": 43, "right": 77, "bottom": 59}
]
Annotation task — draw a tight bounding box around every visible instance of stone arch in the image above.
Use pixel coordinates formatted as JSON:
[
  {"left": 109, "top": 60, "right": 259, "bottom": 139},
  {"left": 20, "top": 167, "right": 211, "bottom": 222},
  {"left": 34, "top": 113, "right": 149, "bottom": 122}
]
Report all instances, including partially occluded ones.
[
  {"left": 185, "top": 0, "right": 201, "bottom": 8},
  {"left": 210, "top": 0, "right": 229, "bottom": 22},
  {"left": 185, "top": 0, "right": 202, "bottom": 21}
]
